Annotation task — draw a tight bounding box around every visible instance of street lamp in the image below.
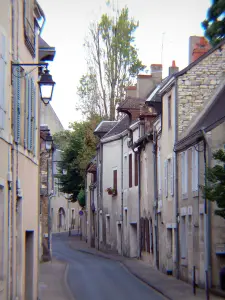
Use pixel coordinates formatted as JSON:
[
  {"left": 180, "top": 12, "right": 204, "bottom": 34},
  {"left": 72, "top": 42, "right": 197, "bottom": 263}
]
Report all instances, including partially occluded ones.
[
  {"left": 12, "top": 62, "right": 55, "bottom": 106},
  {"left": 45, "top": 132, "right": 53, "bottom": 151},
  {"left": 38, "top": 69, "right": 55, "bottom": 106}
]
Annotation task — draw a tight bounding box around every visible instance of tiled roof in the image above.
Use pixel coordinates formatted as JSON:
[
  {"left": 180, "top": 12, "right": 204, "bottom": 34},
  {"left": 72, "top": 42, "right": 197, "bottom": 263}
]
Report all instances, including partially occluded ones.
[
  {"left": 118, "top": 97, "right": 146, "bottom": 110},
  {"left": 94, "top": 121, "right": 118, "bottom": 134},
  {"left": 103, "top": 115, "right": 130, "bottom": 138}
]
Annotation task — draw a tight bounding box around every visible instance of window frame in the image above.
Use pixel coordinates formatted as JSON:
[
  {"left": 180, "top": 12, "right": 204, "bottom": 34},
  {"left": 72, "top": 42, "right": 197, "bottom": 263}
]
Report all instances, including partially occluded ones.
[
  {"left": 129, "top": 153, "right": 132, "bottom": 188},
  {"left": 168, "top": 95, "right": 172, "bottom": 129}
]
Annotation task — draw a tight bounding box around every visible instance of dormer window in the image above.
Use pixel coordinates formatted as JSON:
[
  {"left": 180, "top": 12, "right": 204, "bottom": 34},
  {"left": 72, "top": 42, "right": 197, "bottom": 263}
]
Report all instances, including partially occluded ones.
[{"left": 24, "top": 0, "right": 35, "bottom": 57}]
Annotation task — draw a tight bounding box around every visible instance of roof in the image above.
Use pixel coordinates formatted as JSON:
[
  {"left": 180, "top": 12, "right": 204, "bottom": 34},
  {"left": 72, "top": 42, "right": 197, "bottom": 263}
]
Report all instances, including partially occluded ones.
[
  {"left": 147, "top": 39, "right": 225, "bottom": 100},
  {"left": 175, "top": 81, "right": 225, "bottom": 152},
  {"left": 103, "top": 115, "right": 130, "bottom": 138},
  {"left": 126, "top": 86, "right": 136, "bottom": 90},
  {"left": 94, "top": 121, "right": 117, "bottom": 135},
  {"left": 118, "top": 96, "right": 146, "bottom": 110},
  {"left": 39, "top": 36, "right": 56, "bottom": 62},
  {"left": 137, "top": 74, "right": 152, "bottom": 78}
]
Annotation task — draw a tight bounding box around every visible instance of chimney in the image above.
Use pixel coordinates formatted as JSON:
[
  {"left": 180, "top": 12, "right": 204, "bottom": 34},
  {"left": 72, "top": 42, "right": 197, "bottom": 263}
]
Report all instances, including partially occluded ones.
[
  {"left": 169, "top": 60, "right": 179, "bottom": 76},
  {"left": 125, "top": 85, "right": 137, "bottom": 98},
  {"left": 150, "top": 64, "right": 162, "bottom": 82},
  {"left": 189, "top": 36, "right": 211, "bottom": 64}
]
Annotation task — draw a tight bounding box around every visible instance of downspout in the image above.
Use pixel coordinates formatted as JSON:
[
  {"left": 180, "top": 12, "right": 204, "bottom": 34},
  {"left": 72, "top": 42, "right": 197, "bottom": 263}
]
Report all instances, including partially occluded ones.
[
  {"left": 121, "top": 138, "right": 124, "bottom": 255},
  {"left": 137, "top": 124, "right": 141, "bottom": 259},
  {"left": 7, "top": 149, "right": 12, "bottom": 300},
  {"left": 174, "top": 78, "right": 180, "bottom": 279},
  {"left": 153, "top": 130, "right": 159, "bottom": 268},
  {"left": 202, "top": 130, "right": 212, "bottom": 294}
]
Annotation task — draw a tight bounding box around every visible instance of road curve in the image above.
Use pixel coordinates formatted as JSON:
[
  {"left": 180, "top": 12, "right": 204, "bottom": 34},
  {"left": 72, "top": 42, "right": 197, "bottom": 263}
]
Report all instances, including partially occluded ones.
[{"left": 52, "top": 233, "right": 166, "bottom": 300}]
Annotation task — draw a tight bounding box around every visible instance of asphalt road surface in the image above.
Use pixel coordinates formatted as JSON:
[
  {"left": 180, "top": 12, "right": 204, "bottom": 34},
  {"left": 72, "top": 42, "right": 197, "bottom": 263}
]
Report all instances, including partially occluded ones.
[{"left": 52, "top": 233, "right": 166, "bottom": 300}]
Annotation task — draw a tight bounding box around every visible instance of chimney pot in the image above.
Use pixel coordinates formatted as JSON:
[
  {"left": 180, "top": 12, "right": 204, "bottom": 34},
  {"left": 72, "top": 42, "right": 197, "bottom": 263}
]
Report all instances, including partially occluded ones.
[{"left": 172, "top": 60, "right": 176, "bottom": 67}]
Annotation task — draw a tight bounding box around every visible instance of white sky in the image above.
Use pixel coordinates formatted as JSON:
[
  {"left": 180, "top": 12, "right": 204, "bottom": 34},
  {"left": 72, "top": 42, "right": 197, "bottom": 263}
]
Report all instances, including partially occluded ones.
[{"left": 38, "top": 0, "right": 211, "bottom": 129}]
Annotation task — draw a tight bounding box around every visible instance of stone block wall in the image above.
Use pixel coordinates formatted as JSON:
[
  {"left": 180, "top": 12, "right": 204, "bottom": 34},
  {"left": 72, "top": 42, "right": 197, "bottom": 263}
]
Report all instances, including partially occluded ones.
[{"left": 178, "top": 43, "right": 225, "bottom": 136}]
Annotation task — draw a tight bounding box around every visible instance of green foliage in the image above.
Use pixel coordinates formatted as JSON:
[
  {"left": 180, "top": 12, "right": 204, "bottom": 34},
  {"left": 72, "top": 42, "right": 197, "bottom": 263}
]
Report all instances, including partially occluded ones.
[
  {"left": 77, "top": 4, "right": 145, "bottom": 120},
  {"left": 53, "top": 116, "right": 101, "bottom": 203},
  {"left": 77, "top": 189, "right": 85, "bottom": 207},
  {"left": 202, "top": 0, "right": 225, "bottom": 46},
  {"left": 200, "top": 149, "right": 225, "bottom": 219}
]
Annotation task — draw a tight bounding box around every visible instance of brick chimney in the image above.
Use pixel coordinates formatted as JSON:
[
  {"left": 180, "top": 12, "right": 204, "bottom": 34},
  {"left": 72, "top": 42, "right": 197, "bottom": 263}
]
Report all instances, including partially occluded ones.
[
  {"left": 150, "top": 64, "right": 162, "bottom": 82},
  {"left": 125, "top": 85, "right": 137, "bottom": 98},
  {"left": 189, "top": 36, "right": 211, "bottom": 64},
  {"left": 169, "top": 60, "right": 179, "bottom": 76}
]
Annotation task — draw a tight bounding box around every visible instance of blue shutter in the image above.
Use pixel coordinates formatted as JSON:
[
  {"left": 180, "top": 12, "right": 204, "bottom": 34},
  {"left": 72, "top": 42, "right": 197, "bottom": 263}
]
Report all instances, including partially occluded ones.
[
  {"left": 13, "top": 66, "right": 21, "bottom": 143},
  {"left": 17, "top": 74, "right": 21, "bottom": 143},
  {"left": 30, "top": 78, "right": 34, "bottom": 151},
  {"left": 24, "top": 76, "right": 28, "bottom": 148},
  {"left": 0, "top": 32, "right": 6, "bottom": 130},
  {"left": 27, "top": 77, "right": 32, "bottom": 150},
  {"left": 31, "top": 78, "right": 36, "bottom": 155}
]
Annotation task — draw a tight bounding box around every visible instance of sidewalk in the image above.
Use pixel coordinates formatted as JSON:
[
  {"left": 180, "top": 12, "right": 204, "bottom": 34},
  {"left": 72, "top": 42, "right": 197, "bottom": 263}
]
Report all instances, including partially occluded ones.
[
  {"left": 68, "top": 236, "right": 224, "bottom": 300},
  {"left": 39, "top": 258, "right": 74, "bottom": 300}
]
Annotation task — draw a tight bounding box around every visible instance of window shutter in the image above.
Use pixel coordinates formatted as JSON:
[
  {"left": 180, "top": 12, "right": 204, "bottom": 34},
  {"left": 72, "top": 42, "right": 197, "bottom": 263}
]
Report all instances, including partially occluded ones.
[
  {"left": 192, "top": 148, "right": 195, "bottom": 191},
  {"left": 27, "top": 77, "right": 32, "bottom": 150},
  {"left": 113, "top": 170, "right": 117, "bottom": 191},
  {"left": 181, "top": 152, "right": 184, "bottom": 195},
  {"left": 143, "top": 218, "right": 146, "bottom": 251},
  {"left": 24, "top": 76, "right": 29, "bottom": 148},
  {"left": 0, "top": 32, "right": 6, "bottom": 130},
  {"left": 171, "top": 156, "right": 174, "bottom": 196},
  {"left": 135, "top": 153, "right": 138, "bottom": 186},
  {"left": 140, "top": 218, "right": 144, "bottom": 251},
  {"left": 146, "top": 218, "right": 150, "bottom": 253},
  {"left": 158, "top": 148, "right": 161, "bottom": 195},
  {"left": 164, "top": 160, "right": 168, "bottom": 197},
  {"left": 13, "top": 67, "right": 21, "bottom": 143},
  {"left": 31, "top": 78, "right": 36, "bottom": 154},
  {"left": 195, "top": 147, "right": 198, "bottom": 191},
  {"left": 129, "top": 153, "right": 132, "bottom": 188},
  {"left": 185, "top": 151, "right": 188, "bottom": 194}
]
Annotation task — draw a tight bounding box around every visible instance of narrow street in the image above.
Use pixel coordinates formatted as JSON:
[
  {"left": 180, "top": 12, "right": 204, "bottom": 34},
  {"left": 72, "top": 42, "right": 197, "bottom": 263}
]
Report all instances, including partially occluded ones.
[{"left": 52, "top": 233, "right": 166, "bottom": 300}]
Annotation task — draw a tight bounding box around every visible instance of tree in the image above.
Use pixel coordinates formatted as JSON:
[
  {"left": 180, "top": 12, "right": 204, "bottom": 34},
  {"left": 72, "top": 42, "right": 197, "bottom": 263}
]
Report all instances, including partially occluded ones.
[
  {"left": 77, "top": 4, "right": 145, "bottom": 120},
  {"left": 53, "top": 116, "right": 101, "bottom": 203},
  {"left": 202, "top": 0, "right": 225, "bottom": 46},
  {"left": 200, "top": 149, "right": 225, "bottom": 219}
]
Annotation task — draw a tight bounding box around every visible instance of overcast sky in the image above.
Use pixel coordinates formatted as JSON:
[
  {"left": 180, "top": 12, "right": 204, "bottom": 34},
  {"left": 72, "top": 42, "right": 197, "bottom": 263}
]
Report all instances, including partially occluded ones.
[{"left": 38, "top": 0, "right": 211, "bottom": 129}]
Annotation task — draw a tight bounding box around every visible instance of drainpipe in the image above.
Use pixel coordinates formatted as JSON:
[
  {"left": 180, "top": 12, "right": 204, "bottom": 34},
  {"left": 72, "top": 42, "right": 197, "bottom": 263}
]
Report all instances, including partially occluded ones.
[
  {"left": 121, "top": 137, "right": 124, "bottom": 255},
  {"left": 152, "top": 130, "right": 159, "bottom": 269},
  {"left": 202, "top": 130, "right": 212, "bottom": 296},
  {"left": 137, "top": 124, "right": 141, "bottom": 259},
  {"left": 7, "top": 148, "right": 12, "bottom": 300},
  {"left": 174, "top": 78, "right": 180, "bottom": 279}
]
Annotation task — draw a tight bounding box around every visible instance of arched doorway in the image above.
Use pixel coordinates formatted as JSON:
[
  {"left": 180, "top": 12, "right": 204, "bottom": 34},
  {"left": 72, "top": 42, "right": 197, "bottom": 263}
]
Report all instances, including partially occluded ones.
[{"left": 58, "top": 207, "right": 66, "bottom": 231}]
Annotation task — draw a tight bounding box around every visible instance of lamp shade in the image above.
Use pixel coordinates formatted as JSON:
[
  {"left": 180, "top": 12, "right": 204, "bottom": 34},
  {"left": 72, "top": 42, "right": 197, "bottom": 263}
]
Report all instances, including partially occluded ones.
[
  {"left": 45, "top": 133, "right": 53, "bottom": 151},
  {"left": 38, "top": 69, "right": 55, "bottom": 105}
]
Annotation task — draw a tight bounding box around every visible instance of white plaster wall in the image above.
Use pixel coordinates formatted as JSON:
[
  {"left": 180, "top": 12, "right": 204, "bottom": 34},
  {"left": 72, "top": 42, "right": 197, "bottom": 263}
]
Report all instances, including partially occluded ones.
[{"left": 102, "top": 139, "right": 122, "bottom": 251}]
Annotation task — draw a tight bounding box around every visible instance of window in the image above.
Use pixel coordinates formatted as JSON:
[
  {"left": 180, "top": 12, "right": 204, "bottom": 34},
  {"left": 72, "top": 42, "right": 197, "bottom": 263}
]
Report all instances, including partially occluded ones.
[
  {"left": 24, "top": 0, "right": 35, "bottom": 57},
  {"left": 113, "top": 169, "right": 117, "bottom": 192},
  {"left": 123, "top": 154, "right": 128, "bottom": 190},
  {"left": 167, "top": 228, "right": 172, "bottom": 254},
  {"left": 129, "top": 153, "right": 132, "bottom": 188},
  {"left": 157, "top": 147, "right": 162, "bottom": 196},
  {"left": 181, "top": 151, "right": 188, "bottom": 196},
  {"left": 134, "top": 153, "right": 138, "bottom": 186},
  {"left": 24, "top": 76, "right": 36, "bottom": 153},
  {"left": 192, "top": 146, "right": 199, "bottom": 192},
  {"left": 180, "top": 216, "right": 187, "bottom": 258},
  {"left": 164, "top": 159, "right": 168, "bottom": 197},
  {"left": 170, "top": 156, "right": 174, "bottom": 196},
  {"left": 13, "top": 66, "right": 22, "bottom": 143},
  {"left": 0, "top": 32, "right": 6, "bottom": 130},
  {"left": 168, "top": 96, "right": 172, "bottom": 128}
]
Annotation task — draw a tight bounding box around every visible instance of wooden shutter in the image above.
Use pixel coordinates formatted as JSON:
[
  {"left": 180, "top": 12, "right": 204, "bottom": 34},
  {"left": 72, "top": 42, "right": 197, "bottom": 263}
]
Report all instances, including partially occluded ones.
[
  {"left": 157, "top": 148, "right": 161, "bottom": 195},
  {"left": 135, "top": 153, "right": 138, "bottom": 186},
  {"left": 150, "top": 219, "right": 153, "bottom": 253},
  {"left": 0, "top": 32, "right": 6, "bottom": 130},
  {"left": 143, "top": 218, "right": 146, "bottom": 251},
  {"left": 27, "top": 77, "right": 32, "bottom": 150},
  {"left": 146, "top": 218, "right": 150, "bottom": 253},
  {"left": 192, "top": 148, "right": 195, "bottom": 191},
  {"left": 31, "top": 78, "right": 36, "bottom": 154},
  {"left": 113, "top": 170, "right": 117, "bottom": 191},
  {"left": 164, "top": 160, "right": 168, "bottom": 197},
  {"left": 129, "top": 153, "right": 132, "bottom": 188},
  {"left": 140, "top": 217, "right": 144, "bottom": 251},
  {"left": 170, "top": 156, "right": 174, "bottom": 196},
  {"left": 13, "top": 66, "right": 21, "bottom": 143},
  {"left": 24, "top": 76, "right": 28, "bottom": 148},
  {"left": 185, "top": 151, "right": 188, "bottom": 194},
  {"left": 168, "top": 96, "right": 171, "bottom": 128}
]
